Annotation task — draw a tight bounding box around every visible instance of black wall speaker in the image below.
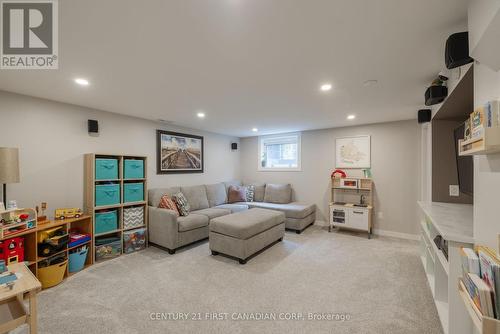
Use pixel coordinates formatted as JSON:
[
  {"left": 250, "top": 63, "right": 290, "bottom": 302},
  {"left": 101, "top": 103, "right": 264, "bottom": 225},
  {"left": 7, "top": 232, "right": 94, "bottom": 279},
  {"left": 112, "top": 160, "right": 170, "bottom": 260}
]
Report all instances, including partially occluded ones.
[
  {"left": 88, "top": 120, "right": 99, "bottom": 134},
  {"left": 418, "top": 109, "right": 432, "bottom": 123},
  {"left": 425, "top": 86, "right": 448, "bottom": 106},
  {"left": 445, "top": 32, "right": 473, "bottom": 69},
  {"left": 231, "top": 142, "right": 238, "bottom": 150}
]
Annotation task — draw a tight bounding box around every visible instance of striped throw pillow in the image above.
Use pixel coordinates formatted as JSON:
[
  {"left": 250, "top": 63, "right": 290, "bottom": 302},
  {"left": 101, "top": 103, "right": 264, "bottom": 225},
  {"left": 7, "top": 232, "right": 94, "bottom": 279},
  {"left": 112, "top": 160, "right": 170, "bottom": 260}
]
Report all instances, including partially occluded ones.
[
  {"left": 246, "top": 185, "right": 255, "bottom": 202},
  {"left": 173, "top": 192, "right": 190, "bottom": 216},
  {"left": 158, "top": 194, "right": 180, "bottom": 216}
]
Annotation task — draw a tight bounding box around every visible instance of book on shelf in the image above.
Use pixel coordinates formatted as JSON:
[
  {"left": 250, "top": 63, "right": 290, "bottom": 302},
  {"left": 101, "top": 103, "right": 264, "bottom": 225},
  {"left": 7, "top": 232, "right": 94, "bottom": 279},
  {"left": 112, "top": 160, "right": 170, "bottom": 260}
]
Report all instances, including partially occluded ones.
[
  {"left": 477, "top": 246, "right": 500, "bottom": 319},
  {"left": 460, "top": 247, "right": 480, "bottom": 277},
  {"left": 467, "top": 273, "right": 495, "bottom": 318}
]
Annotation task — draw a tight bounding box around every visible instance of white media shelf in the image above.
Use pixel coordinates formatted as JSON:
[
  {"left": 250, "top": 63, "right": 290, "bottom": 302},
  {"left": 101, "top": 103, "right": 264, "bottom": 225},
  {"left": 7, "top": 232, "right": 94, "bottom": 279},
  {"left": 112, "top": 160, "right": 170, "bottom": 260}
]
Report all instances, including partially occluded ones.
[{"left": 418, "top": 201, "right": 475, "bottom": 334}]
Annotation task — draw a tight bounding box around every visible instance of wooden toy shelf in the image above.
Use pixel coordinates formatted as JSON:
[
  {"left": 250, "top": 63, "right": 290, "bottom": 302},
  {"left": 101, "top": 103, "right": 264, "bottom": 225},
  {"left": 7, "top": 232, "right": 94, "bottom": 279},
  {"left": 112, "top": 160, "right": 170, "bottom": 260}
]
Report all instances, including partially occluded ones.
[
  {"left": 458, "top": 280, "right": 500, "bottom": 333},
  {"left": 0, "top": 215, "right": 93, "bottom": 287}
]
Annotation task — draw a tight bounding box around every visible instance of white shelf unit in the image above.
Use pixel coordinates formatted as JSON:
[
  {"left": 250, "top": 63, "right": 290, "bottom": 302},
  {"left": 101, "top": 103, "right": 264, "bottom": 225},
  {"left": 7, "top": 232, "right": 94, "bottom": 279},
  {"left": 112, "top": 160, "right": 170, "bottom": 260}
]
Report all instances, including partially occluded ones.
[{"left": 418, "top": 202, "right": 475, "bottom": 334}]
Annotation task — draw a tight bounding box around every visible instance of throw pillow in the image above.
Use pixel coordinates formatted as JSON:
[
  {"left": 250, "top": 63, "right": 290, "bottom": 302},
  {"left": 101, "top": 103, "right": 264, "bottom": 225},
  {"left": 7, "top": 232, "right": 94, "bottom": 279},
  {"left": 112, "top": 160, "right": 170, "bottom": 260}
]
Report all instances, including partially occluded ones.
[
  {"left": 246, "top": 185, "right": 255, "bottom": 202},
  {"left": 264, "top": 183, "right": 292, "bottom": 204},
  {"left": 158, "top": 194, "right": 180, "bottom": 216},
  {"left": 172, "top": 192, "right": 190, "bottom": 216},
  {"left": 227, "top": 185, "right": 247, "bottom": 203}
]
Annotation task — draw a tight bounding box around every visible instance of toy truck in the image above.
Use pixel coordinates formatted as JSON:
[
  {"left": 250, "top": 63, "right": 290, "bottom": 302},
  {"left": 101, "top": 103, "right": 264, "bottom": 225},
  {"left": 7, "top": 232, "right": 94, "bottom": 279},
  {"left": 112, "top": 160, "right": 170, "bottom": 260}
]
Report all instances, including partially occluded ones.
[{"left": 55, "top": 208, "right": 82, "bottom": 220}]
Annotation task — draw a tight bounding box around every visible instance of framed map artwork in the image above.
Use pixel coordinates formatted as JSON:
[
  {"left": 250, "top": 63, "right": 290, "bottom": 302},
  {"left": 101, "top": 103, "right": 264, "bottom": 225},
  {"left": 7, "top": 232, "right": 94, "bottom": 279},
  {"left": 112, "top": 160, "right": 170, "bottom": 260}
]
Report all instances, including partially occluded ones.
[{"left": 335, "top": 136, "right": 371, "bottom": 169}]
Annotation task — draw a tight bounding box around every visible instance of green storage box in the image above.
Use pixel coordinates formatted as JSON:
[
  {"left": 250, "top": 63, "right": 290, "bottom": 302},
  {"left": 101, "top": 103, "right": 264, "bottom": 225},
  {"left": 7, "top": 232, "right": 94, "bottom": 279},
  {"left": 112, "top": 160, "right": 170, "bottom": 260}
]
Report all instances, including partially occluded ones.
[
  {"left": 123, "top": 183, "right": 144, "bottom": 203},
  {"left": 95, "top": 158, "right": 119, "bottom": 180},
  {"left": 124, "top": 159, "right": 144, "bottom": 179},
  {"left": 95, "top": 184, "right": 120, "bottom": 206},
  {"left": 95, "top": 210, "right": 118, "bottom": 234}
]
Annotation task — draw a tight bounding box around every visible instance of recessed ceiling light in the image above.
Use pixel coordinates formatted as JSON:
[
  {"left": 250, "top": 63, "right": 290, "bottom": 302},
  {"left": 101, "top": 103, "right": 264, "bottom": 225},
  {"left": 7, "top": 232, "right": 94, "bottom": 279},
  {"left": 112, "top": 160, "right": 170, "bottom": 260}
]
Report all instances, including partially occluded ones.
[
  {"left": 347, "top": 115, "right": 356, "bottom": 120},
  {"left": 74, "top": 78, "right": 89, "bottom": 86},
  {"left": 320, "top": 83, "right": 332, "bottom": 92},
  {"left": 197, "top": 112, "right": 205, "bottom": 118},
  {"left": 252, "top": 128, "right": 258, "bottom": 132}
]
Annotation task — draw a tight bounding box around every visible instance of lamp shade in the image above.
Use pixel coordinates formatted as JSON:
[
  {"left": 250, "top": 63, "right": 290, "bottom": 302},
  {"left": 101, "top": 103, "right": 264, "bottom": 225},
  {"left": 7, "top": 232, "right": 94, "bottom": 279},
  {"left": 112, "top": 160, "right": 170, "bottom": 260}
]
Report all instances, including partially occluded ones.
[{"left": 0, "top": 147, "right": 20, "bottom": 183}]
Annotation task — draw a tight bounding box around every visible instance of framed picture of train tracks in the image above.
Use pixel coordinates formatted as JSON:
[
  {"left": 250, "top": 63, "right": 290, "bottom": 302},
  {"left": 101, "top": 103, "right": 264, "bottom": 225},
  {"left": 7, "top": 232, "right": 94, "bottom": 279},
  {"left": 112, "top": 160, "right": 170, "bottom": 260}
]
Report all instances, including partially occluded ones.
[{"left": 156, "top": 130, "right": 204, "bottom": 174}]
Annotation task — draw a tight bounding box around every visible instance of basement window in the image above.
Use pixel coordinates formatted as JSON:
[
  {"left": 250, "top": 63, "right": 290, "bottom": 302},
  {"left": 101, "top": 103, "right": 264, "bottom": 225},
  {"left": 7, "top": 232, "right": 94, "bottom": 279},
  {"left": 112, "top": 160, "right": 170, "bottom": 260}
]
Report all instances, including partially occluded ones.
[{"left": 258, "top": 133, "right": 301, "bottom": 171}]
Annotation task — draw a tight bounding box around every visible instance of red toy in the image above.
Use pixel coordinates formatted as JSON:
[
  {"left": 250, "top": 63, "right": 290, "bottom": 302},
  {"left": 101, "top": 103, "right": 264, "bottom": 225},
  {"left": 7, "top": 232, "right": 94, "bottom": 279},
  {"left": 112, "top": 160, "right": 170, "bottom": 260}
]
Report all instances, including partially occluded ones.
[
  {"left": 331, "top": 169, "right": 347, "bottom": 178},
  {"left": 0, "top": 237, "right": 25, "bottom": 265}
]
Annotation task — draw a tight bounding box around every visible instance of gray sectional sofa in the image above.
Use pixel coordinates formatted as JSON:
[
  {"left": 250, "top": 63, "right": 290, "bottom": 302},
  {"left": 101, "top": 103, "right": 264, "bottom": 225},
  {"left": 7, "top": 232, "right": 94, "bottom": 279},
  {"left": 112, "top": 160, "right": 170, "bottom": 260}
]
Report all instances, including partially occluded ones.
[{"left": 148, "top": 181, "right": 315, "bottom": 254}]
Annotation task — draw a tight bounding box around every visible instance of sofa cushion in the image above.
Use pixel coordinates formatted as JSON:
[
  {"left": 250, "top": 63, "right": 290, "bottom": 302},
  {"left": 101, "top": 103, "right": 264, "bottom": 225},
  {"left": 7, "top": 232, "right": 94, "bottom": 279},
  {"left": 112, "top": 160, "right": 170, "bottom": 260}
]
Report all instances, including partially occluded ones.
[
  {"left": 149, "top": 187, "right": 180, "bottom": 207},
  {"left": 228, "top": 185, "right": 247, "bottom": 203},
  {"left": 244, "top": 183, "right": 266, "bottom": 202},
  {"left": 172, "top": 192, "right": 190, "bottom": 216},
  {"left": 178, "top": 214, "right": 209, "bottom": 232},
  {"left": 246, "top": 201, "right": 315, "bottom": 219},
  {"left": 214, "top": 204, "right": 249, "bottom": 213},
  {"left": 191, "top": 208, "right": 231, "bottom": 220},
  {"left": 158, "top": 194, "right": 180, "bottom": 216},
  {"left": 264, "top": 184, "right": 292, "bottom": 204},
  {"left": 205, "top": 183, "right": 227, "bottom": 207},
  {"left": 180, "top": 185, "right": 209, "bottom": 211},
  {"left": 223, "top": 180, "right": 242, "bottom": 191},
  {"left": 210, "top": 208, "right": 285, "bottom": 239}
]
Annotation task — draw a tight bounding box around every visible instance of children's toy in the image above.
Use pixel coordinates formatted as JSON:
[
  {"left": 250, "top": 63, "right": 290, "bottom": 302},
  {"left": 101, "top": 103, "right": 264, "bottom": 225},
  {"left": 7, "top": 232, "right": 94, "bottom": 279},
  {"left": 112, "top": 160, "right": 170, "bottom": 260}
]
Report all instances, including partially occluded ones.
[
  {"left": 68, "top": 229, "right": 91, "bottom": 248},
  {"left": 37, "top": 226, "right": 69, "bottom": 257},
  {"left": 55, "top": 208, "right": 82, "bottom": 220},
  {"left": 36, "top": 202, "right": 48, "bottom": 222},
  {"left": 0, "top": 260, "right": 6, "bottom": 273},
  {"left": 331, "top": 169, "right": 347, "bottom": 178},
  {"left": 0, "top": 208, "right": 37, "bottom": 238},
  {"left": 0, "top": 237, "right": 25, "bottom": 265}
]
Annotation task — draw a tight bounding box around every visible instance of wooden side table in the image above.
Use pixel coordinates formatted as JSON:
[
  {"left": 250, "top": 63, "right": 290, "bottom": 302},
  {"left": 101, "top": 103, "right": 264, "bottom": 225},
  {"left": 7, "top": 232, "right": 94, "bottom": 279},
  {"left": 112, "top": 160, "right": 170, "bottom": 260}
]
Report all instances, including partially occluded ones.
[{"left": 0, "top": 263, "right": 41, "bottom": 334}]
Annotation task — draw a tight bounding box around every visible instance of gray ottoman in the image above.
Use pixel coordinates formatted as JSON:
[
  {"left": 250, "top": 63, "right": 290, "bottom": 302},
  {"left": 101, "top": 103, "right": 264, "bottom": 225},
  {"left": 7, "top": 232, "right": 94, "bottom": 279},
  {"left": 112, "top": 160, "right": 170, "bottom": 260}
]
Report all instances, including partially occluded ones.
[{"left": 209, "top": 208, "right": 285, "bottom": 264}]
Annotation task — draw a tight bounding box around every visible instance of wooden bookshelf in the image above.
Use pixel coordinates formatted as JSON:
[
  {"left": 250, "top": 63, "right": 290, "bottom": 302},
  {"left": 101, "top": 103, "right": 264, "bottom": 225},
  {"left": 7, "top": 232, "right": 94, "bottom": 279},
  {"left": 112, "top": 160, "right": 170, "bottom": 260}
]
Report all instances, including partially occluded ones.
[
  {"left": 84, "top": 154, "right": 148, "bottom": 263},
  {"left": 459, "top": 127, "right": 500, "bottom": 156}
]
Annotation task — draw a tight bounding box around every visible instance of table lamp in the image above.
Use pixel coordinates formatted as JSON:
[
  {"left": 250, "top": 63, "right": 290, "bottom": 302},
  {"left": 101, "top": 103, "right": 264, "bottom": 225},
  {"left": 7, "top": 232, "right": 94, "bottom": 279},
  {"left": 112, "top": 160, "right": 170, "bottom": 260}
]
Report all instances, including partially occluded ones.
[{"left": 0, "top": 147, "right": 20, "bottom": 205}]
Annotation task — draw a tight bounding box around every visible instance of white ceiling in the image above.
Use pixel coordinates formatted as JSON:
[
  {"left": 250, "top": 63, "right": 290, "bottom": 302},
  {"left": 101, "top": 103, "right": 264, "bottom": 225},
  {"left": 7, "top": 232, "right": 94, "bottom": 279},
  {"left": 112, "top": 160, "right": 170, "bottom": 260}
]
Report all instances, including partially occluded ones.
[{"left": 0, "top": 0, "right": 468, "bottom": 137}]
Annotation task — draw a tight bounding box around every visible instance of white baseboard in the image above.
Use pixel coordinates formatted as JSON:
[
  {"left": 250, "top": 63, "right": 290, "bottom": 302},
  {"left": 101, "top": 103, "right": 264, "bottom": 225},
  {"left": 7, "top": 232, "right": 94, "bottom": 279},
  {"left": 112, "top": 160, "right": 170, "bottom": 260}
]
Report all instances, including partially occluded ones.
[
  {"left": 372, "top": 229, "right": 419, "bottom": 241},
  {"left": 314, "top": 221, "right": 418, "bottom": 241}
]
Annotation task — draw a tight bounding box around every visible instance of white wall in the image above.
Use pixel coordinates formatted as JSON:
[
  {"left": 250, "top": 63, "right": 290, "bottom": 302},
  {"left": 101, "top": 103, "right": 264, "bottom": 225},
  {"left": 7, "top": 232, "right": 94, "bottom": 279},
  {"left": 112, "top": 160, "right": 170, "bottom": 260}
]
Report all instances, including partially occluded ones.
[
  {"left": 240, "top": 120, "right": 421, "bottom": 237},
  {"left": 0, "top": 91, "right": 240, "bottom": 216},
  {"left": 472, "top": 63, "right": 500, "bottom": 249}
]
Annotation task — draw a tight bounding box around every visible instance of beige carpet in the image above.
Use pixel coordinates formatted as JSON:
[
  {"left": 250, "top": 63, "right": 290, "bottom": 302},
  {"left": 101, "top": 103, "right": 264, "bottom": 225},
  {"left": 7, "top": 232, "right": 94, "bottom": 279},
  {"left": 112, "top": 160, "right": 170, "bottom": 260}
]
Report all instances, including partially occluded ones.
[{"left": 15, "top": 226, "right": 442, "bottom": 334}]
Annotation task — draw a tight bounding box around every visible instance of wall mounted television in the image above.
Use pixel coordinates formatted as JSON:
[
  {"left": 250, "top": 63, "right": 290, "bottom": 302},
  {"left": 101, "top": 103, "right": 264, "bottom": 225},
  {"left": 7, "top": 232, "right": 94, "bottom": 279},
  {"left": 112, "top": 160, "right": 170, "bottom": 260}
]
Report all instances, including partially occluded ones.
[{"left": 453, "top": 123, "right": 474, "bottom": 195}]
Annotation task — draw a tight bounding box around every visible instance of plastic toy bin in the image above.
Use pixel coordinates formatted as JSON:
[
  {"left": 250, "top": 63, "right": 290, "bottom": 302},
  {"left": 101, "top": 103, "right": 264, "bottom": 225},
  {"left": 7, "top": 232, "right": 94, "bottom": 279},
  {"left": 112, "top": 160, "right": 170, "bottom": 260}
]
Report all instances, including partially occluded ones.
[
  {"left": 38, "top": 260, "right": 68, "bottom": 289},
  {"left": 95, "top": 184, "right": 120, "bottom": 206},
  {"left": 124, "top": 159, "right": 144, "bottom": 179},
  {"left": 95, "top": 237, "right": 122, "bottom": 261},
  {"left": 95, "top": 158, "right": 119, "bottom": 180},
  {"left": 69, "top": 248, "right": 88, "bottom": 273},
  {"left": 95, "top": 210, "right": 118, "bottom": 234},
  {"left": 123, "top": 183, "right": 144, "bottom": 203}
]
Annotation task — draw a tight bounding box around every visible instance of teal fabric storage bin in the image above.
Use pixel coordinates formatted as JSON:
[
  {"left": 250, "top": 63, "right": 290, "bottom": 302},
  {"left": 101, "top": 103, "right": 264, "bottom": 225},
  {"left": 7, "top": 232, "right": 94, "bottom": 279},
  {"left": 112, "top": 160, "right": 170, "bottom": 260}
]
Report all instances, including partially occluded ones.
[
  {"left": 95, "top": 184, "right": 120, "bottom": 206},
  {"left": 69, "top": 248, "right": 88, "bottom": 273},
  {"left": 124, "top": 159, "right": 144, "bottom": 179},
  {"left": 95, "top": 210, "right": 118, "bottom": 234},
  {"left": 123, "top": 183, "right": 144, "bottom": 203},
  {"left": 95, "top": 158, "right": 119, "bottom": 180}
]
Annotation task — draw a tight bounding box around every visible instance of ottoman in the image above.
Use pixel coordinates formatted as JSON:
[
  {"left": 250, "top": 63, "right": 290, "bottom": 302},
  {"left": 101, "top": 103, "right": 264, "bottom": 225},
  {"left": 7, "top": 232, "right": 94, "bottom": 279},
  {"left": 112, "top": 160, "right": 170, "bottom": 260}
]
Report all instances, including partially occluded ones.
[{"left": 209, "top": 208, "right": 285, "bottom": 264}]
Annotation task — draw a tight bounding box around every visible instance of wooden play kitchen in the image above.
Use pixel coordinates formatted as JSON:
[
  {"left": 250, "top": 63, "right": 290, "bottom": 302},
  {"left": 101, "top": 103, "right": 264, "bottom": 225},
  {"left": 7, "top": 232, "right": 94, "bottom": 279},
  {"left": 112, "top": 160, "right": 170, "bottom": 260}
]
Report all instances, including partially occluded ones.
[
  {"left": 84, "top": 154, "right": 148, "bottom": 262},
  {"left": 0, "top": 214, "right": 93, "bottom": 289},
  {"left": 329, "top": 177, "right": 374, "bottom": 238}
]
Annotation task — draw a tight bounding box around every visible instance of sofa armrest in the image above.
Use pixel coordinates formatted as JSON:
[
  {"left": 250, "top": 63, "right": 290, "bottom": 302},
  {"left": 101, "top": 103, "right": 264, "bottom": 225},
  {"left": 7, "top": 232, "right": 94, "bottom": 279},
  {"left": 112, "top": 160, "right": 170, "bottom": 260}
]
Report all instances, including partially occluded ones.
[{"left": 148, "top": 206, "right": 179, "bottom": 250}]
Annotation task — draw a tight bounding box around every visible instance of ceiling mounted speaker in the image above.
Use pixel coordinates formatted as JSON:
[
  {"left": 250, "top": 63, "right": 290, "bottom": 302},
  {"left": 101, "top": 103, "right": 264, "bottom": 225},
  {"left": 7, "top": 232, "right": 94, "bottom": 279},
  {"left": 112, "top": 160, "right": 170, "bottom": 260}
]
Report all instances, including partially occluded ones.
[
  {"left": 88, "top": 120, "right": 99, "bottom": 134},
  {"left": 445, "top": 32, "right": 473, "bottom": 69}
]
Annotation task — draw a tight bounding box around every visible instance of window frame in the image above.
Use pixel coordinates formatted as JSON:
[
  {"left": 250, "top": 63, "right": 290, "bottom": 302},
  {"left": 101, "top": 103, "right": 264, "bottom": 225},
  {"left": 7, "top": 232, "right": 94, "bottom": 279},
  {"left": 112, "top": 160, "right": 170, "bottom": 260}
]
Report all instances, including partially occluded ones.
[{"left": 257, "top": 132, "right": 302, "bottom": 172}]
